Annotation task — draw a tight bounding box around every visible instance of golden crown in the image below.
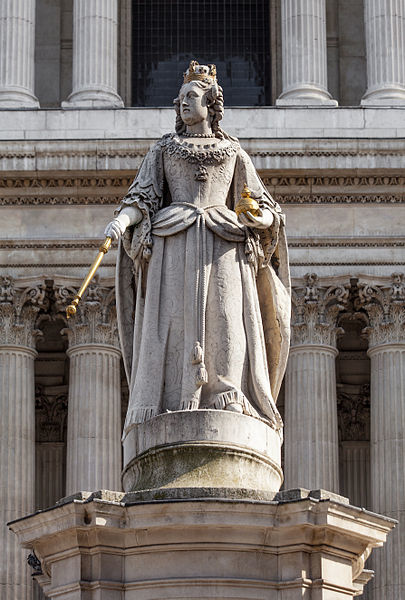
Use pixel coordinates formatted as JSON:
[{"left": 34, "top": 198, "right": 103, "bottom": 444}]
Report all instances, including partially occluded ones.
[{"left": 183, "top": 60, "right": 217, "bottom": 84}]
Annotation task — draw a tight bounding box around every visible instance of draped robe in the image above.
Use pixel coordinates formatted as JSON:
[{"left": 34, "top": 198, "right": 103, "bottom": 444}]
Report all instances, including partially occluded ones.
[{"left": 115, "top": 134, "right": 291, "bottom": 435}]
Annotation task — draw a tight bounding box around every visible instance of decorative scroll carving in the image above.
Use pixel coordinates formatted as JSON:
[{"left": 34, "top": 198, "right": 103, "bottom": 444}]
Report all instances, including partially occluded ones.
[
  {"left": 337, "top": 384, "right": 370, "bottom": 442},
  {"left": 0, "top": 276, "right": 46, "bottom": 347},
  {"left": 358, "top": 273, "right": 405, "bottom": 347},
  {"left": 291, "top": 274, "right": 350, "bottom": 346},
  {"left": 58, "top": 282, "right": 119, "bottom": 348}
]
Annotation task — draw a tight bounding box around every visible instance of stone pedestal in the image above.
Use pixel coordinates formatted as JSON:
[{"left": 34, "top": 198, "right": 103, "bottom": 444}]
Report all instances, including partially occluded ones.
[
  {"left": 9, "top": 489, "right": 395, "bottom": 599},
  {"left": 122, "top": 410, "right": 283, "bottom": 498},
  {"left": 361, "top": 0, "right": 405, "bottom": 105},
  {"left": 0, "top": 0, "right": 39, "bottom": 107},
  {"left": 277, "top": 0, "right": 337, "bottom": 105},
  {"left": 63, "top": 0, "right": 123, "bottom": 107}
]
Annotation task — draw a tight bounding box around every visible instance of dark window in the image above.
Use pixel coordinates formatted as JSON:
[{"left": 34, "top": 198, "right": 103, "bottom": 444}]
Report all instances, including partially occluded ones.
[{"left": 132, "top": 0, "right": 271, "bottom": 106}]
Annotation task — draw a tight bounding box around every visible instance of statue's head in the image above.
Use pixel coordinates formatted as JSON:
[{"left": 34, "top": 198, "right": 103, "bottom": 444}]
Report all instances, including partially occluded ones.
[{"left": 174, "top": 61, "right": 225, "bottom": 138}]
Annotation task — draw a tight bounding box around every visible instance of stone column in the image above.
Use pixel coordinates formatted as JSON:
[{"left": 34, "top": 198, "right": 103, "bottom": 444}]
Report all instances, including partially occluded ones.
[
  {"left": 60, "top": 284, "right": 122, "bottom": 494},
  {"left": 362, "top": 0, "right": 405, "bottom": 105},
  {"left": 358, "top": 274, "right": 405, "bottom": 599},
  {"left": 284, "top": 274, "right": 349, "bottom": 492},
  {"left": 277, "top": 0, "right": 337, "bottom": 105},
  {"left": 63, "top": 0, "right": 123, "bottom": 107},
  {"left": 0, "top": 0, "right": 39, "bottom": 107},
  {"left": 0, "top": 277, "right": 45, "bottom": 599}
]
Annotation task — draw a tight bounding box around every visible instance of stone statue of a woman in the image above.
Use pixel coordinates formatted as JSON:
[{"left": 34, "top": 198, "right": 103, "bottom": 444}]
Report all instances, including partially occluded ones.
[{"left": 105, "top": 61, "right": 291, "bottom": 439}]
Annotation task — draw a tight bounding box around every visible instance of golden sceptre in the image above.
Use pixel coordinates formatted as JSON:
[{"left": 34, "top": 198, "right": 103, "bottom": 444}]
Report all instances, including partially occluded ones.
[{"left": 66, "top": 236, "right": 112, "bottom": 319}]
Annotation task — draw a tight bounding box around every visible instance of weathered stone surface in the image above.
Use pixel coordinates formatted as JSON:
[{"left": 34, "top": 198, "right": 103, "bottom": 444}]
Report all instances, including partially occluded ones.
[
  {"left": 9, "top": 490, "right": 396, "bottom": 600},
  {"left": 122, "top": 410, "right": 283, "bottom": 495}
]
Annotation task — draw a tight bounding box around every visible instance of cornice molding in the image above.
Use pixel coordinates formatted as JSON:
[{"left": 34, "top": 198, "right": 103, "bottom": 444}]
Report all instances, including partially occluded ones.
[
  {"left": 275, "top": 193, "right": 403, "bottom": 204},
  {"left": 0, "top": 171, "right": 403, "bottom": 205},
  {"left": 1, "top": 236, "right": 403, "bottom": 251}
]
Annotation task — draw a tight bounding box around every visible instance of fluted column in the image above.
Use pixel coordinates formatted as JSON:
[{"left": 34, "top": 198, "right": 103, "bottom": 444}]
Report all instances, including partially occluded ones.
[
  {"left": 61, "top": 284, "right": 122, "bottom": 494},
  {"left": 359, "top": 274, "right": 405, "bottom": 599},
  {"left": 0, "top": 0, "right": 39, "bottom": 107},
  {"left": 362, "top": 0, "right": 405, "bottom": 105},
  {"left": 0, "top": 277, "right": 45, "bottom": 599},
  {"left": 340, "top": 442, "right": 370, "bottom": 508},
  {"left": 63, "top": 0, "right": 123, "bottom": 107},
  {"left": 284, "top": 274, "right": 349, "bottom": 492},
  {"left": 277, "top": 0, "right": 337, "bottom": 105}
]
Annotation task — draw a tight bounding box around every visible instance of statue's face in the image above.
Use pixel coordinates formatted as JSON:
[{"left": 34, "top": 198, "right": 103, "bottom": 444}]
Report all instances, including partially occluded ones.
[{"left": 179, "top": 82, "right": 209, "bottom": 126}]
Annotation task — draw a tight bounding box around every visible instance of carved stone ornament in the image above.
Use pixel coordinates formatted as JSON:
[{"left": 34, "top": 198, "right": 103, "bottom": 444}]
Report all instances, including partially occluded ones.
[
  {"left": 357, "top": 273, "right": 405, "bottom": 347},
  {"left": 337, "top": 384, "right": 370, "bottom": 442},
  {"left": 35, "top": 385, "right": 68, "bottom": 443},
  {"left": 57, "top": 282, "right": 119, "bottom": 348},
  {"left": 291, "top": 273, "right": 350, "bottom": 347},
  {"left": 0, "top": 276, "right": 46, "bottom": 348}
]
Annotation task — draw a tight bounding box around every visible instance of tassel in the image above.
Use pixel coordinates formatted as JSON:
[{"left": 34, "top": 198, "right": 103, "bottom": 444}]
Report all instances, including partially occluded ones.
[
  {"left": 192, "top": 341, "right": 204, "bottom": 364},
  {"left": 196, "top": 364, "right": 208, "bottom": 386}
]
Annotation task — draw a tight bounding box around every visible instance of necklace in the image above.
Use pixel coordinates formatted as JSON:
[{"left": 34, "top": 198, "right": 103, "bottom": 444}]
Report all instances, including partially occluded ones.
[{"left": 181, "top": 132, "right": 216, "bottom": 138}]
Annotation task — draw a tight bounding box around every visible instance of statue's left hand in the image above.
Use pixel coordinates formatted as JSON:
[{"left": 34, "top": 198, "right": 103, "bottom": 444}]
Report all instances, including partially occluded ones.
[{"left": 238, "top": 207, "right": 274, "bottom": 229}]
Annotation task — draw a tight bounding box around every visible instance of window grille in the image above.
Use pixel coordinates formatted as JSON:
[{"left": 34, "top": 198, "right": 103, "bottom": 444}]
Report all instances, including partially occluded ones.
[{"left": 132, "top": 0, "right": 271, "bottom": 106}]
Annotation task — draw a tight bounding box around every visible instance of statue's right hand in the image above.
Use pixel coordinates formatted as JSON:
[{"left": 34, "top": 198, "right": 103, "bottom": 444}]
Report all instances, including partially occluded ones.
[{"left": 104, "top": 218, "right": 127, "bottom": 241}]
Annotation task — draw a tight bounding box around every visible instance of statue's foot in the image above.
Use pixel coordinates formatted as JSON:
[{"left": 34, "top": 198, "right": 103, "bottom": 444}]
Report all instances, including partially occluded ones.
[{"left": 225, "top": 402, "right": 243, "bottom": 413}]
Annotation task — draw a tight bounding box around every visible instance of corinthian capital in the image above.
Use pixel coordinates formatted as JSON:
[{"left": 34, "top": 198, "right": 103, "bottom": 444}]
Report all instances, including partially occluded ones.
[
  {"left": 57, "top": 282, "right": 119, "bottom": 348},
  {"left": 0, "top": 276, "right": 46, "bottom": 348},
  {"left": 291, "top": 274, "right": 350, "bottom": 347},
  {"left": 358, "top": 273, "right": 405, "bottom": 348}
]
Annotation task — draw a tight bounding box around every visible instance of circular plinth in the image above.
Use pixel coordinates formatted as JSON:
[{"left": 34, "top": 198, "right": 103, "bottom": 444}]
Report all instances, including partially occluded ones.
[{"left": 122, "top": 410, "right": 282, "bottom": 495}]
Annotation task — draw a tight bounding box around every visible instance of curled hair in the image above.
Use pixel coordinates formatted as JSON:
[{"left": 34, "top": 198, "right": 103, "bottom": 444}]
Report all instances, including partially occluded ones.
[{"left": 173, "top": 81, "right": 232, "bottom": 140}]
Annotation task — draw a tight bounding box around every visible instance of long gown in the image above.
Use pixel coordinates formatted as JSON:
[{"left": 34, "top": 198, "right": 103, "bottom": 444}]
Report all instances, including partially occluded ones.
[{"left": 115, "top": 133, "right": 291, "bottom": 435}]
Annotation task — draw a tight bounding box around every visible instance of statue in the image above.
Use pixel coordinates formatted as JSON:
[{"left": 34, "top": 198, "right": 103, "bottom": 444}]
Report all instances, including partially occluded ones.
[{"left": 104, "top": 61, "right": 291, "bottom": 439}]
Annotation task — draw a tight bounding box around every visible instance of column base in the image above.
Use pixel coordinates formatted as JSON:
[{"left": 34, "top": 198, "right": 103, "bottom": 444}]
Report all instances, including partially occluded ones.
[
  {"left": 9, "top": 489, "right": 395, "bottom": 600},
  {"left": 0, "top": 88, "right": 39, "bottom": 108},
  {"left": 361, "top": 91, "right": 405, "bottom": 105},
  {"left": 277, "top": 86, "right": 338, "bottom": 106},
  {"left": 62, "top": 87, "right": 124, "bottom": 108}
]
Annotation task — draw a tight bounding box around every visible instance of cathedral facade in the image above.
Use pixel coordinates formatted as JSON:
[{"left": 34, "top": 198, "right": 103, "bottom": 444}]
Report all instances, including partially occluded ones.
[{"left": 0, "top": 1, "right": 404, "bottom": 599}]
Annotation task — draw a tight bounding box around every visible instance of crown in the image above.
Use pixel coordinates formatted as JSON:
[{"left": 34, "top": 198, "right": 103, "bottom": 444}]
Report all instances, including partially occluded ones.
[{"left": 183, "top": 60, "right": 217, "bottom": 84}]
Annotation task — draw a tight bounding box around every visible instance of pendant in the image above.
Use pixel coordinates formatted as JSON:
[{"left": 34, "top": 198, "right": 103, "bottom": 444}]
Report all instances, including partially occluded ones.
[{"left": 194, "top": 165, "right": 208, "bottom": 181}]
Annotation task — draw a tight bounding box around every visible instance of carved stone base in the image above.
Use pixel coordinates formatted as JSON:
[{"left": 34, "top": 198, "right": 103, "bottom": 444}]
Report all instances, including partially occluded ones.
[
  {"left": 122, "top": 410, "right": 283, "bottom": 495},
  {"left": 9, "top": 489, "right": 394, "bottom": 599}
]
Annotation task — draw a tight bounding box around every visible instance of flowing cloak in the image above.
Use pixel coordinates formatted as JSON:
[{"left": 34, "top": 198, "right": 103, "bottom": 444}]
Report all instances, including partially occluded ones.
[{"left": 115, "top": 134, "right": 291, "bottom": 433}]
